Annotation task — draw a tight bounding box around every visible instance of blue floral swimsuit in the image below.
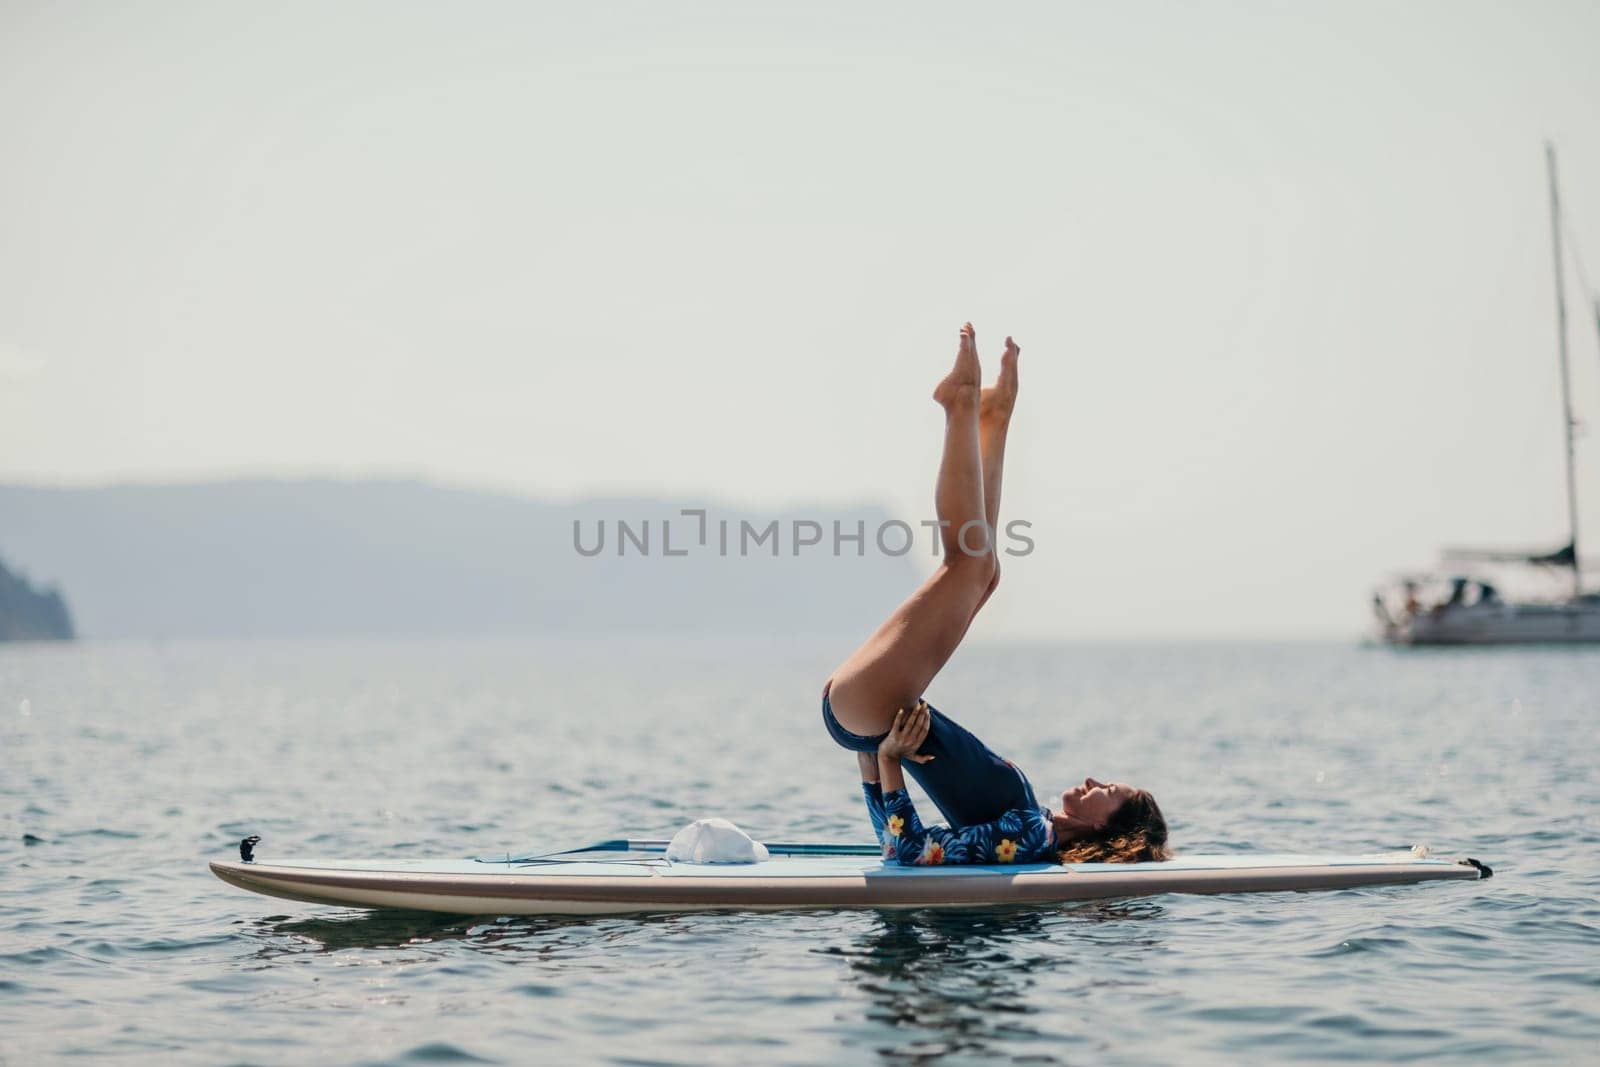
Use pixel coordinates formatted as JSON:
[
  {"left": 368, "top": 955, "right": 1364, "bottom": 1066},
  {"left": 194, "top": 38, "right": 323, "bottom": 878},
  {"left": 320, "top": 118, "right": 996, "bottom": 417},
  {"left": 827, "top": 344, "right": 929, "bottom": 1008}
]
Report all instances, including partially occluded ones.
[
  {"left": 861, "top": 782, "right": 1056, "bottom": 866},
  {"left": 823, "top": 682, "right": 1040, "bottom": 828}
]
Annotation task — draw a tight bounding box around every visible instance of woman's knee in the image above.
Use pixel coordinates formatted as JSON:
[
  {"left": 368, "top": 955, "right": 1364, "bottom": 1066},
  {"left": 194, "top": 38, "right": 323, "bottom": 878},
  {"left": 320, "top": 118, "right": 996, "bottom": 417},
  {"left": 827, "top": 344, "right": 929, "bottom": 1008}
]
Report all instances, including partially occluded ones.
[{"left": 940, "top": 552, "right": 997, "bottom": 589}]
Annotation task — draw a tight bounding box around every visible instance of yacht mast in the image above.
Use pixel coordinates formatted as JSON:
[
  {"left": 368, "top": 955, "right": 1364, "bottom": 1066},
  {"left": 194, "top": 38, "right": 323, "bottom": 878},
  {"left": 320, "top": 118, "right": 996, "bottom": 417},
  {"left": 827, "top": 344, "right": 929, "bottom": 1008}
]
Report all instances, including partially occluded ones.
[{"left": 1547, "top": 142, "right": 1582, "bottom": 599}]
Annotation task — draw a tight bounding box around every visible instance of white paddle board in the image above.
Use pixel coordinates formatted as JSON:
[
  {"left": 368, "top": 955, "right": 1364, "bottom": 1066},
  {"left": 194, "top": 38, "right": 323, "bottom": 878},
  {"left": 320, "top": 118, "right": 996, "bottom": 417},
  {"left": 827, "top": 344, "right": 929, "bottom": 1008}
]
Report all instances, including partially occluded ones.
[{"left": 210, "top": 845, "right": 1489, "bottom": 916}]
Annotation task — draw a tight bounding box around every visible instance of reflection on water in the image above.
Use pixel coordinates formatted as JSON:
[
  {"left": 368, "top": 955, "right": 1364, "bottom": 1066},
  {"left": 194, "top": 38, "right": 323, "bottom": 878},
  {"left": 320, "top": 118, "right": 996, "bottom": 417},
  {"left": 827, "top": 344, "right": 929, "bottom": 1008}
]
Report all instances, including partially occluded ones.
[
  {"left": 828, "top": 902, "right": 1167, "bottom": 1063},
  {"left": 255, "top": 910, "right": 480, "bottom": 956},
  {"left": 255, "top": 908, "right": 669, "bottom": 960}
]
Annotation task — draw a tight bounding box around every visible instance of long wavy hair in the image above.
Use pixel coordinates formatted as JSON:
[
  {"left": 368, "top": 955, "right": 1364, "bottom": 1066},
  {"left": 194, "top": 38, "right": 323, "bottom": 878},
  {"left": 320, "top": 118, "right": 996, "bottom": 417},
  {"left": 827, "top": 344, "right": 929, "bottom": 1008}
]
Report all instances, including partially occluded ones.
[{"left": 1057, "top": 789, "right": 1171, "bottom": 863}]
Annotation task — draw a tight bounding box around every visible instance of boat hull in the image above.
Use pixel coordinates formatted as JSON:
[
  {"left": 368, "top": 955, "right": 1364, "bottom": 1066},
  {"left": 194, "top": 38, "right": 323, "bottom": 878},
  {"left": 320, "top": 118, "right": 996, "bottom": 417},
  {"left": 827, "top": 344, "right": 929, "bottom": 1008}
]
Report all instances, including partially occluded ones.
[{"left": 1385, "top": 601, "right": 1600, "bottom": 645}]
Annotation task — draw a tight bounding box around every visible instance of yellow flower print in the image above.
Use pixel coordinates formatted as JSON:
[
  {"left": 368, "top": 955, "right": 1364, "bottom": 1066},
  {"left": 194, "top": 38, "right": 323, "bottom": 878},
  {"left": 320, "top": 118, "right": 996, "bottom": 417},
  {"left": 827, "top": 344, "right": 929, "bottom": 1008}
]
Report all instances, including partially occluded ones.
[
  {"left": 886, "top": 814, "right": 904, "bottom": 838},
  {"left": 994, "top": 839, "right": 1018, "bottom": 863},
  {"left": 921, "top": 841, "right": 945, "bottom": 865}
]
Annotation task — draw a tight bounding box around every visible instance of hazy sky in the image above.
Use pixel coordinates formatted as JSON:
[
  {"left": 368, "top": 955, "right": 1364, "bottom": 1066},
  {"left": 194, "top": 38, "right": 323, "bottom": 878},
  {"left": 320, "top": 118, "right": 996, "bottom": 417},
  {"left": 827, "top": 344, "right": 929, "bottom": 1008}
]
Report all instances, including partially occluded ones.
[{"left": 3, "top": 1, "right": 1599, "bottom": 639}]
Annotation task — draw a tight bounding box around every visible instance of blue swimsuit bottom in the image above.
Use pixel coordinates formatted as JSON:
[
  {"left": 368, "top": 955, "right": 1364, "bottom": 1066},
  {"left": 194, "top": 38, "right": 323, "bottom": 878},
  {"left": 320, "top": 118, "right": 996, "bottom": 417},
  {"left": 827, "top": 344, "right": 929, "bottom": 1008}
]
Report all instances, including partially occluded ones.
[{"left": 822, "top": 681, "right": 1039, "bottom": 829}]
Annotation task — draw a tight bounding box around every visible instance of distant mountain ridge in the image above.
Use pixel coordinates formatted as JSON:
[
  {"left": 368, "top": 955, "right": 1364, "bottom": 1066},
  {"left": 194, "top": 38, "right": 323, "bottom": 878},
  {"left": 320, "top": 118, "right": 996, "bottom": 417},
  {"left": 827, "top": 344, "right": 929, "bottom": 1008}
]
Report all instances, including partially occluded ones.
[
  {"left": 0, "top": 479, "right": 920, "bottom": 639},
  {"left": 0, "top": 554, "right": 74, "bottom": 640}
]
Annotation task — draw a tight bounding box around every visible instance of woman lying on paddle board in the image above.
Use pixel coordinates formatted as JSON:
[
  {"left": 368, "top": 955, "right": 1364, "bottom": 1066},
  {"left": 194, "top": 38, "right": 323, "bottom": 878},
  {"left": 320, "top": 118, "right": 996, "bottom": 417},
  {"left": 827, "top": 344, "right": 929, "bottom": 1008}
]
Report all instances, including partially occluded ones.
[{"left": 823, "top": 323, "right": 1169, "bottom": 867}]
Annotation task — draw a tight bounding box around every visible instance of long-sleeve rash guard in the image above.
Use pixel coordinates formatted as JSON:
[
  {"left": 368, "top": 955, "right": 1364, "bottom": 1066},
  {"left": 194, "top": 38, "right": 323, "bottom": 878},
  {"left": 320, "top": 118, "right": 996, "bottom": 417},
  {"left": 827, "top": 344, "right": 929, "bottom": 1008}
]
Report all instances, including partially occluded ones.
[{"left": 861, "top": 782, "right": 1055, "bottom": 866}]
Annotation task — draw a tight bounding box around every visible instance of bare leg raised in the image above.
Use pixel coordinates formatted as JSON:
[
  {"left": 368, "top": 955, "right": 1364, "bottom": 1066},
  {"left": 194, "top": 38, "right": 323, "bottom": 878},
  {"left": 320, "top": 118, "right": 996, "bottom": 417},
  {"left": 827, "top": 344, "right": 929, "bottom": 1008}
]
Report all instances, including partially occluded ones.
[
  {"left": 826, "top": 323, "right": 998, "bottom": 736},
  {"left": 969, "top": 336, "right": 1020, "bottom": 618}
]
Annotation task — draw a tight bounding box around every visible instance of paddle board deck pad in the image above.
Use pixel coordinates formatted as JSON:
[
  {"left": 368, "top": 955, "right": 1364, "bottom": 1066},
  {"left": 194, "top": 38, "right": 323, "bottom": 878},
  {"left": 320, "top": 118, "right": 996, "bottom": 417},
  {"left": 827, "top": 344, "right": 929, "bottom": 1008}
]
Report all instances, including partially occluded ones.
[{"left": 210, "top": 847, "right": 1490, "bottom": 916}]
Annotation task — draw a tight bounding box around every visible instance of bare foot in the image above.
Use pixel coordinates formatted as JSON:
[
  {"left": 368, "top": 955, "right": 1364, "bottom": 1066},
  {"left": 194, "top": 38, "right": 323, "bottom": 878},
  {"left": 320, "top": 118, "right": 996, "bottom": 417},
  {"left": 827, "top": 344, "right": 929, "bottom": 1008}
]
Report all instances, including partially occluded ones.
[
  {"left": 933, "top": 322, "right": 982, "bottom": 411},
  {"left": 980, "top": 336, "right": 1020, "bottom": 426}
]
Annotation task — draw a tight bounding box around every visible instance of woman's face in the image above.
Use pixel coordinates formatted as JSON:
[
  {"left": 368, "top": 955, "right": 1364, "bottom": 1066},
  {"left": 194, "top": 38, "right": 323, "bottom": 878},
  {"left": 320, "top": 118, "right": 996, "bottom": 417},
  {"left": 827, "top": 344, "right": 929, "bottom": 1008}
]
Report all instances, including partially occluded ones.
[{"left": 1057, "top": 777, "right": 1133, "bottom": 830}]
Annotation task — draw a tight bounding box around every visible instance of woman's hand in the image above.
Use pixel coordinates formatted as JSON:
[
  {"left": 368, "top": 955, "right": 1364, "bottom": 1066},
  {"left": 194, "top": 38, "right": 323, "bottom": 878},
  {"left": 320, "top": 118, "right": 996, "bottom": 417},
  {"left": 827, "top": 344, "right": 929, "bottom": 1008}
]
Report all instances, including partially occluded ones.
[{"left": 879, "top": 702, "right": 935, "bottom": 764}]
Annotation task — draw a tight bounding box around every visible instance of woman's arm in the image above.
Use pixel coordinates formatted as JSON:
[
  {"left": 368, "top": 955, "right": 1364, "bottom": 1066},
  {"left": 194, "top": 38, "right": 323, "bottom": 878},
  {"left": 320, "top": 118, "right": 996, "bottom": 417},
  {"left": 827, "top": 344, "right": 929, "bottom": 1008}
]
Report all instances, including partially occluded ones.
[
  {"left": 877, "top": 781, "right": 948, "bottom": 864},
  {"left": 877, "top": 704, "right": 1053, "bottom": 866},
  {"left": 857, "top": 751, "right": 892, "bottom": 855},
  {"left": 877, "top": 703, "right": 935, "bottom": 795},
  {"left": 878, "top": 704, "right": 957, "bottom": 864},
  {"left": 868, "top": 705, "right": 936, "bottom": 857}
]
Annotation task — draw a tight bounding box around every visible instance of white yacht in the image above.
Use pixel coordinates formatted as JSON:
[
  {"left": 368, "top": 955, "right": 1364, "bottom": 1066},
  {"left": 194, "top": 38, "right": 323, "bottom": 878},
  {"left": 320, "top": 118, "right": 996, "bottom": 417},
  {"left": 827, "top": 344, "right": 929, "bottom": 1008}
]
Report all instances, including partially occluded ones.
[
  {"left": 1374, "top": 568, "right": 1600, "bottom": 645},
  {"left": 1373, "top": 144, "right": 1600, "bottom": 646}
]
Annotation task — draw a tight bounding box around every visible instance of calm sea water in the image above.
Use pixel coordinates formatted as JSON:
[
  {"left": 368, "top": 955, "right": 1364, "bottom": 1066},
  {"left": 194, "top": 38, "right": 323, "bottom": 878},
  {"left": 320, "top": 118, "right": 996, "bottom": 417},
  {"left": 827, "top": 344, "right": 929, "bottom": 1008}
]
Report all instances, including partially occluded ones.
[{"left": 2, "top": 637, "right": 1596, "bottom": 1064}]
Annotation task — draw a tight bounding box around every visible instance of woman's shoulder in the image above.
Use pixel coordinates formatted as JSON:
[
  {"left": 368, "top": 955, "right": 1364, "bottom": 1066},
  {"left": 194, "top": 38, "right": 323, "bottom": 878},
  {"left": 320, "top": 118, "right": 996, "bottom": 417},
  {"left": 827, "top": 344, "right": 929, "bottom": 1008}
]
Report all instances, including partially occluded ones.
[{"left": 995, "top": 804, "right": 1051, "bottom": 828}]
